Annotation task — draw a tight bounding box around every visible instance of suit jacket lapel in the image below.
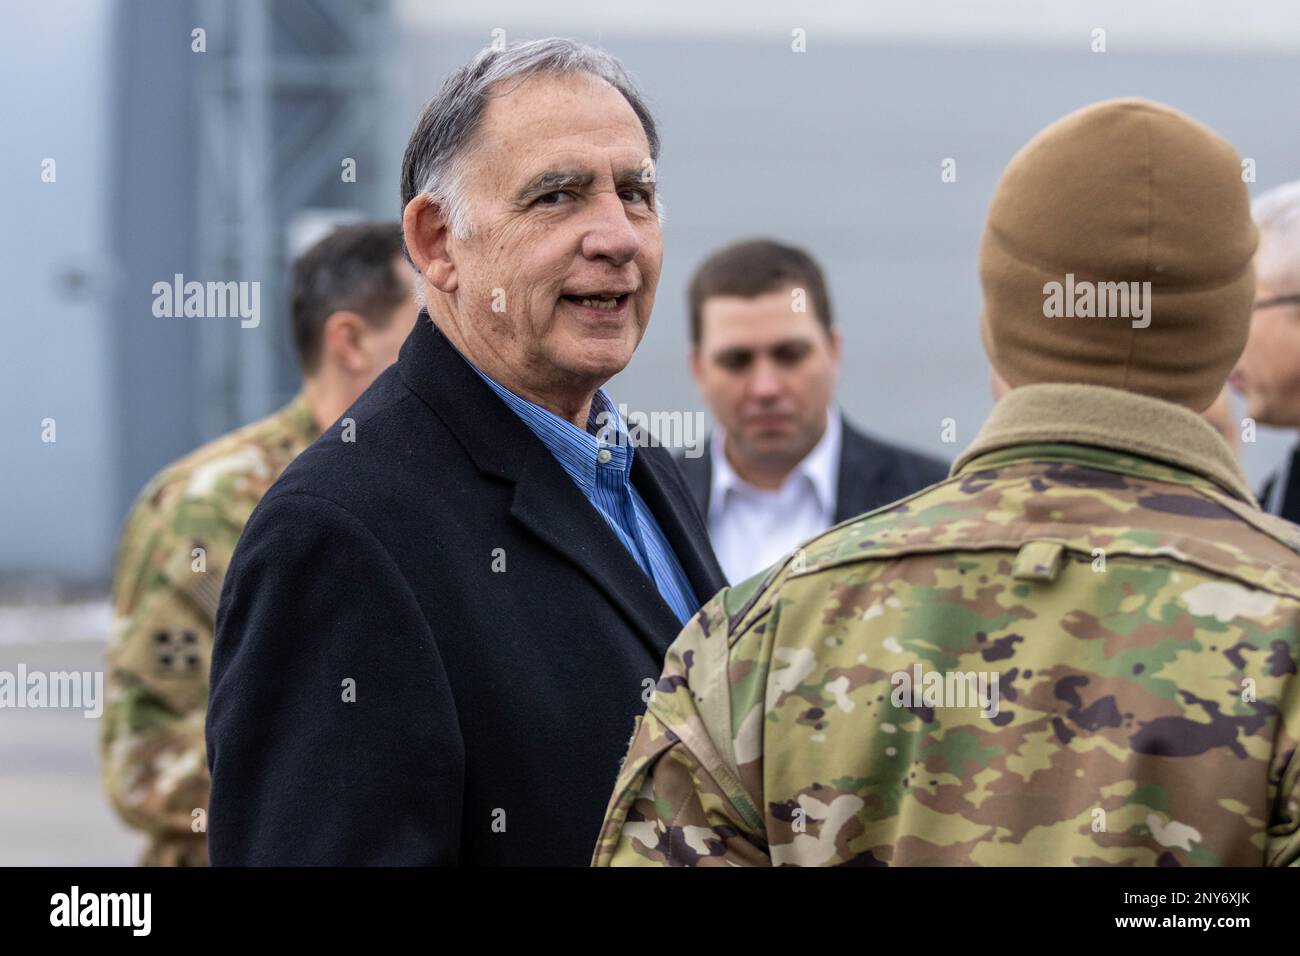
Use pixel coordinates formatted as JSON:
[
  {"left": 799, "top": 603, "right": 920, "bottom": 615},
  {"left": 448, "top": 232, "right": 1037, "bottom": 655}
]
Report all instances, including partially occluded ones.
[
  {"left": 681, "top": 444, "right": 713, "bottom": 522},
  {"left": 833, "top": 419, "right": 889, "bottom": 523}
]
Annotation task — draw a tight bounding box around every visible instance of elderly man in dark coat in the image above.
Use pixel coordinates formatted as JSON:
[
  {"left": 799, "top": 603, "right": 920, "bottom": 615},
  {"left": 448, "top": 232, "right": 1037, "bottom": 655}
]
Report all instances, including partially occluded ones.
[{"left": 206, "top": 38, "right": 725, "bottom": 866}]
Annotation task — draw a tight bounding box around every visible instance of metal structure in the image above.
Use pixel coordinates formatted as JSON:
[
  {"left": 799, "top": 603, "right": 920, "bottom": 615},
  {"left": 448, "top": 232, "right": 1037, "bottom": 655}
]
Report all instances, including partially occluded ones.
[{"left": 192, "top": 0, "right": 400, "bottom": 432}]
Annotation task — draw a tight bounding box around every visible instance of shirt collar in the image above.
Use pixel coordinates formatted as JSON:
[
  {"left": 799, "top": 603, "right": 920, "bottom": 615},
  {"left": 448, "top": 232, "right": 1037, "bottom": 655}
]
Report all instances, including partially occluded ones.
[
  {"left": 466, "top": 360, "right": 634, "bottom": 494},
  {"left": 953, "top": 383, "right": 1256, "bottom": 505},
  {"left": 712, "top": 405, "right": 842, "bottom": 512}
]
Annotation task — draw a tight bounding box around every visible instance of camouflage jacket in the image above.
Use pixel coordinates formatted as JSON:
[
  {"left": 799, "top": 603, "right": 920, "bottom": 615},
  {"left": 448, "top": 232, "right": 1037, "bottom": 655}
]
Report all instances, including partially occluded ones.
[
  {"left": 102, "top": 393, "right": 317, "bottom": 866},
  {"left": 593, "top": 384, "right": 1300, "bottom": 866}
]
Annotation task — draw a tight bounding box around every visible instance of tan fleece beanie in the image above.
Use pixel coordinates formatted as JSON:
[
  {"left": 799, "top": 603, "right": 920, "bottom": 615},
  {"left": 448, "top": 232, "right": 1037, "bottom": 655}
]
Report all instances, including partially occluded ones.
[{"left": 979, "top": 98, "right": 1257, "bottom": 412}]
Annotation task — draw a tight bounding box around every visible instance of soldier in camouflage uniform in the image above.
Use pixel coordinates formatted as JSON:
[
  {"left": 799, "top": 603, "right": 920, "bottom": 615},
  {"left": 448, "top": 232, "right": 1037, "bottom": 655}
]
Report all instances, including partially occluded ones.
[
  {"left": 594, "top": 99, "right": 1300, "bottom": 866},
  {"left": 102, "top": 222, "right": 418, "bottom": 865}
]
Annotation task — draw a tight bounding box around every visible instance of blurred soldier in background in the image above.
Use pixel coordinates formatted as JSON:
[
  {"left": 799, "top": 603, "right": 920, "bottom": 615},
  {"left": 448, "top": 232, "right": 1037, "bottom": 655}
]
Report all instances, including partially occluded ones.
[
  {"left": 101, "top": 222, "right": 418, "bottom": 865},
  {"left": 1231, "top": 181, "right": 1300, "bottom": 518},
  {"left": 595, "top": 99, "right": 1300, "bottom": 866},
  {"left": 680, "top": 239, "right": 948, "bottom": 582}
]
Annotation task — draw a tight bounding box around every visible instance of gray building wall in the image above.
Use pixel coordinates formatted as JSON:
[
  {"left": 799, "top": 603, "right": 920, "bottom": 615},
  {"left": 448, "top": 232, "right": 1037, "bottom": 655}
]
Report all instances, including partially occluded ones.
[
  {"left": 1, "top": 1, "right": 119, "bottom": 588},
  {"left": 108, "top": 0, "right": 203, "bottom": 580}
]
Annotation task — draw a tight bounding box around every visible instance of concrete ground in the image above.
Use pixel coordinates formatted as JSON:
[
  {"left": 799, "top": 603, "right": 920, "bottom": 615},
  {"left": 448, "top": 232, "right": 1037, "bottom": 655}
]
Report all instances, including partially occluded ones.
[{"left": 0, "top": 604, "right": 146, "bottom": 866}]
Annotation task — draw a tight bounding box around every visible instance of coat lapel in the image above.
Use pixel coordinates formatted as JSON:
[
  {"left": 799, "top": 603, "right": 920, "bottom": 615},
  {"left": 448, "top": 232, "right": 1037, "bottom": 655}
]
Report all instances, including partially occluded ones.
[
  {"left": 399, "top": 315, "right": 699, "bottom": 659},
  {"left": 509, "top": 439, "right": 687, "bottom": 658},
  {"left": 631, "top": 445, "right": 727, "bottom": 606}
]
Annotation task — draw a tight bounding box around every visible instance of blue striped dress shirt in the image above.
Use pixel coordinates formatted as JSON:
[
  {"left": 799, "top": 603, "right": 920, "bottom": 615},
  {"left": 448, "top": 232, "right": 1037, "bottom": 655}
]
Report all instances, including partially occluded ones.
[{"left": 468, "top": 362, "right": 700, "bottom": 626}]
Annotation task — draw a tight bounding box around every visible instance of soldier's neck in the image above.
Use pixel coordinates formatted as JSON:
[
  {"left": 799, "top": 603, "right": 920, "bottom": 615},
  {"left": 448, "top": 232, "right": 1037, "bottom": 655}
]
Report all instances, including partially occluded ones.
[{"left": 303, "top": 374, "right": 357, "bottom": 435}]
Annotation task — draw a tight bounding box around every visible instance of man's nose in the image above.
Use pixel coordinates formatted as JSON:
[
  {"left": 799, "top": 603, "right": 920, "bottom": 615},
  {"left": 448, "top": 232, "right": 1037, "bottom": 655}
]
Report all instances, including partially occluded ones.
[
  {"left": 747, "top": 359, "right": 785, "bottom": 401},
  {"left": 579, "top": 193, "right": 641, "bottom": 265}
]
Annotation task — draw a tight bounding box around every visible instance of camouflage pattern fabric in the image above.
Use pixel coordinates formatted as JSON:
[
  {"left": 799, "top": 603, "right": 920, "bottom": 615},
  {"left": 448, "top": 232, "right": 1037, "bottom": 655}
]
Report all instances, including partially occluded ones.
[
  {"left": 594, "top": 390, "right": 1300, "bottom": 867},
  {"left": 102, "top": 394, "right": 317, "bottom": 866}
]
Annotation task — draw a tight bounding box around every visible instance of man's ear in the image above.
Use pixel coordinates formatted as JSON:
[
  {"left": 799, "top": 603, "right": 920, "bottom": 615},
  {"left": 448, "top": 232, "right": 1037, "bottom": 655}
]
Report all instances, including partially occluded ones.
[
  {"left": 403, "top": 194, "right": 457, "bottom": 294},
  {"left": 320, "top": 310, "right": 370, "bottom": 374}
]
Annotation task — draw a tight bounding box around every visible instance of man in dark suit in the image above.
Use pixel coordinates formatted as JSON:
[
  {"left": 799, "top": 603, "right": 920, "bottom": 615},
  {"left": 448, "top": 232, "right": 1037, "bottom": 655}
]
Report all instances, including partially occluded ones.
[
  {"left": 679, "top": 239, "right": 948, "bottom": 582},
  {"left": 205, "top": 38, "right": 725, "bottom": 866}
]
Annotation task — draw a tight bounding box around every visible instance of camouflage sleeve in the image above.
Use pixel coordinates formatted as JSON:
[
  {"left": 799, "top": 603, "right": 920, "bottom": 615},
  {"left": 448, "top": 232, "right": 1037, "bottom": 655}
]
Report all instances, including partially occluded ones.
[
  {"left": 1267, "top": 681, "right": 1300, "bottom": 866},
  {"left": 101, "top": 495, "right": 214, "bottom": 866},
  {"left": 592, "top": 573, "right": 779, "bottom": 866}
]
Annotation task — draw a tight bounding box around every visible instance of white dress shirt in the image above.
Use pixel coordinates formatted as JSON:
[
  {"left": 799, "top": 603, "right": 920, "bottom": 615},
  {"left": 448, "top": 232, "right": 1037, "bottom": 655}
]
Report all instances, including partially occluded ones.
[{"left": 708, "top": 407, "right": 842, "bottom": 583}]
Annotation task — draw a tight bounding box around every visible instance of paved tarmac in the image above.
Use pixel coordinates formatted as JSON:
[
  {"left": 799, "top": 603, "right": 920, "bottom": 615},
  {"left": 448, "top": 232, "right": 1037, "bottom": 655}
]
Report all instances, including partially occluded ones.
[{"left": 0, "top": 604, "right": 146, "bottom": 866}]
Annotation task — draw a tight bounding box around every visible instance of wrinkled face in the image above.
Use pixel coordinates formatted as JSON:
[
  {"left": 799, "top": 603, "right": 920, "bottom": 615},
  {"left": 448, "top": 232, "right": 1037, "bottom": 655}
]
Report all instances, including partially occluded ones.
[
  {"left": 1231, "top": 259, "right": 1300, "bottom": 427},
  {"left": 691, "top": 286, "right": 841, "bottom": 468},
  {"left": 443, "top": 72, "right": 662, "bottom": 398}
]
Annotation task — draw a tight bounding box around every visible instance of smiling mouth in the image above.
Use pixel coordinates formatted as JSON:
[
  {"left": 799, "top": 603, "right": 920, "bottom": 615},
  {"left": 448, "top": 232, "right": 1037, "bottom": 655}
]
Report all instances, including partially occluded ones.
[{"left": 561, "top": 293, "right": 630, "bottom": 312}]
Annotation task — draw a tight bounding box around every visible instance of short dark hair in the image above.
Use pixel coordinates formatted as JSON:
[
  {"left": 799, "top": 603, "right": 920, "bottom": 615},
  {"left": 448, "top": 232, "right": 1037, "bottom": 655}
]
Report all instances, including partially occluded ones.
[
  {"left": 290, "top": 222, "right": 410, "bottom": 374},
  {"left": 687, "top": 238, "right": 833, "bottom": 346}
]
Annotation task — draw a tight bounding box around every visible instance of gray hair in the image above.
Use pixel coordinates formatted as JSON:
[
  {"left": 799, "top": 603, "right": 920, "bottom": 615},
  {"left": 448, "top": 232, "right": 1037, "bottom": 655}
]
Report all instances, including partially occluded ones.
[
  {"left": 400, "top": 37, "right": 661, "bottom": 251},
  {"left": 1253, "top": 179, "right": 1300, "bottom": 292}
]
